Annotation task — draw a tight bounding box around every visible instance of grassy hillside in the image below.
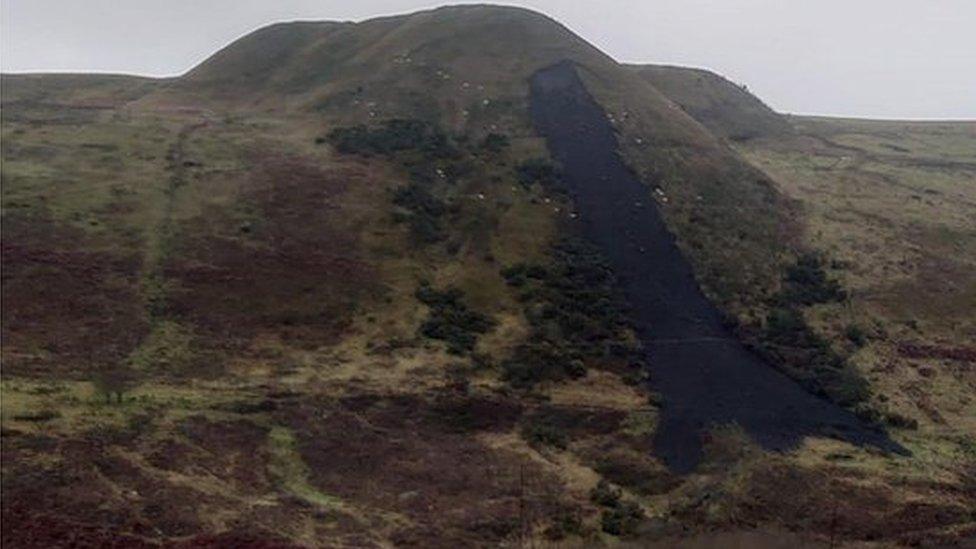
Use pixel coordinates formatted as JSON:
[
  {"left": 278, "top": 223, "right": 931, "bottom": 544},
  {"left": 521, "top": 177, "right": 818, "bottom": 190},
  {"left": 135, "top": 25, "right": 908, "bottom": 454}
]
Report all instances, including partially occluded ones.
[
  {"left": 148, "top": 5, "right": 797, "bottom": 319},
  {"left": 2, "top": 5, "right": 974, "bottom": 547},
  {"left": 1, "top": 64, "right": 667, "bottom": 545},
  {"left": 1, "top": 73, "right": 161, "bottom": 106},
  {"left": 629, "top": 64, "right": 793, "bottom": 140},
  {"left": 737, "top": 117, "right": 976, "bottom": 432}
]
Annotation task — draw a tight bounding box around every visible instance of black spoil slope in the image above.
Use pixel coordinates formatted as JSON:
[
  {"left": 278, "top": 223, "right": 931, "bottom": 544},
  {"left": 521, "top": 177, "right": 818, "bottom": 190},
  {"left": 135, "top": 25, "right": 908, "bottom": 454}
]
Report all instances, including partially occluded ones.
[{"left": 530, "top": 61, "right": 907, "bottom": 473}]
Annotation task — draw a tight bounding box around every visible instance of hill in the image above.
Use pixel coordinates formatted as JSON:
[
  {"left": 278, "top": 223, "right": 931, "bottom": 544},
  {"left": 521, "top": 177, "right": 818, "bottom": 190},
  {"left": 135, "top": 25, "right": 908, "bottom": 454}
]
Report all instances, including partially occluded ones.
[
  {"left": 628, "top": 64, "right": 794, "bottom": 140},
  {"left": 153, "top": 6, "right": 800, "bottom": 322},
  {"left": 2, "top": 5, "right": 974, "bottom": 547},
  {"left": 0, "top": 73, "right": 161, "bottom": 107}
]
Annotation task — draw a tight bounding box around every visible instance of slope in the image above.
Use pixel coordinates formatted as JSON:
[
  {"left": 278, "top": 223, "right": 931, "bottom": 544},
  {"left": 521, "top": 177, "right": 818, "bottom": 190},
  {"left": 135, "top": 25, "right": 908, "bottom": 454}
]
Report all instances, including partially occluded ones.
[
  {"left": 151, "top": 4, "right": 796, "bottom": 321},
  {"left": 3, "top": 4, "right": 972, "bottom": 547},
  {"left": 629, "top": 64, "right": 793, "bottom": 140}
]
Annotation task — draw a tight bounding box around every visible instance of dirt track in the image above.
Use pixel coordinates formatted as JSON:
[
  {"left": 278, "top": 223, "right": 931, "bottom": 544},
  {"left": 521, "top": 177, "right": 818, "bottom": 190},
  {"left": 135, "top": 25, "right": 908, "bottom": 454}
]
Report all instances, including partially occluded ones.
[{"left": 529, "top": 61, "right": 906, "bottom": 472}]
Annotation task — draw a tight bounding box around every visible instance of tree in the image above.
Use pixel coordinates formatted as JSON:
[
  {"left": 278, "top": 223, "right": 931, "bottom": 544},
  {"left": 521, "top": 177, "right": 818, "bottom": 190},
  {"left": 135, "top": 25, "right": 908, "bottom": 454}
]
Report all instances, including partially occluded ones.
[{"left": 92, "top": 360, "right": 139, "bottom": 404}]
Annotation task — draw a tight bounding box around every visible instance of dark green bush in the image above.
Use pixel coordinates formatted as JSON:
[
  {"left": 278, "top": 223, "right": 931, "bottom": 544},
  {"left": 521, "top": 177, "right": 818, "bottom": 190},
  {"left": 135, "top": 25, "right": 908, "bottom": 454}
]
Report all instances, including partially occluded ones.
[
  {"left": 481, "top": 133, "right": 510, "bottom": 154},
  {"left": 12, "top": 409, "right": 61, "bottom": 422},
  {"left": 845, "top": 324, "right": 867, "bottom": 347},
  {"left": 777, "top": 252, "right": 846, "bottom": 306},
  {"left": 544, "top": 512, "right": 582, "bottom": 541},
  {"left": 765, "top": 307, "right": 823, "bottom": 347},
  {"left": 516, "top": 158, "right": 561, "bottom": 188},
  {"left": 761, "top": 307, "right": 869, "bottom": 407},
  {"left": 501, "top": 239, "right": 643, "bottom": 387},
  {"left": 882, "top": 411, "right": 918, "bottom": 430},
  {"left": 393, "top": 183, "right": 446, "bottom": 217},
  {"left": 590, "top": 480, "right": 644, "bottom": 536},
  {"left": 392, "top": 183, "right": 447, "bottom": 244},
  {"left": 590, "top": 480, "right": 622, "bottom": 508},
  {"left": 754, "top": 252, "right": 871, "bottom": 408},
  {"left": 326, "top": 118, "right": 456, "bottom": 158},
  {"left": 501, "top": 339, "right": 587, "bottom": 386},
  {"left": 416, "top": 283, "right": 495, "bottom": 355},
  {"left": 521, "top": 417, "right": 569, "bottom": 449},
  {"left": 600, "top": 501, "right": 644, "bottom": 536}
]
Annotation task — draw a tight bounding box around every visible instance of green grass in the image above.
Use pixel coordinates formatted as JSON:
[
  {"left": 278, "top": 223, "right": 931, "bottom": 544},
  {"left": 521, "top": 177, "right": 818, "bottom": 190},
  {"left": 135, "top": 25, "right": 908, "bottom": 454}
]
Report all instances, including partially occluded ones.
[
  {"left": 267, "top": 426, "right": 343, "bottom": 508},
  {"left": 736, "top": 116, "right": 976, "bottom": 436}
]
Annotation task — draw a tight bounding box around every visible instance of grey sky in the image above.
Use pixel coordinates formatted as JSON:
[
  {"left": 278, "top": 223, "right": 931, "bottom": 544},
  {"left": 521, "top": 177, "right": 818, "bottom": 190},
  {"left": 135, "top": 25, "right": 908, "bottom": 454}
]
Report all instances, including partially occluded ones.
[{"left": 2, "top": 0, "right": 974, "bottom": 119}]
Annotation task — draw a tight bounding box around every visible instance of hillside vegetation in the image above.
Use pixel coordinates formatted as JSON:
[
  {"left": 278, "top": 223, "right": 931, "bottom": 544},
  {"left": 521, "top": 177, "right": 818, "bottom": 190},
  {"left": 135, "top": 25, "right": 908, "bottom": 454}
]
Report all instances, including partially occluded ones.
[
  {"left": 629, "top": 64, "right": 793, "bottom": 140},
  {"left": 2, "top": 5, "right": 974, "bottom": 547}
]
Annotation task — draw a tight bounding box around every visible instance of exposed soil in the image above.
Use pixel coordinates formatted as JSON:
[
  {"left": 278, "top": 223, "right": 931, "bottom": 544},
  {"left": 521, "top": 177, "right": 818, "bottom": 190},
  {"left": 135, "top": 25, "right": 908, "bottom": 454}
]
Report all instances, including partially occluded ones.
[{"left": 529, "top": 61, "right": 906, "bottom": 472}]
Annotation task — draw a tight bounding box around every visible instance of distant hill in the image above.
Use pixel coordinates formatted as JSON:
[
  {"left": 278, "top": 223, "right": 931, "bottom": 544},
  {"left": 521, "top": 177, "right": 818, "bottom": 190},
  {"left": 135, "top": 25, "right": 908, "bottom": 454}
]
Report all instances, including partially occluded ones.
[
  {"left": 628, "top": 64, "right": 793, "bottom": 140},
  {"left": 0, "top": 73, "right": 160, "bottom": 108}
]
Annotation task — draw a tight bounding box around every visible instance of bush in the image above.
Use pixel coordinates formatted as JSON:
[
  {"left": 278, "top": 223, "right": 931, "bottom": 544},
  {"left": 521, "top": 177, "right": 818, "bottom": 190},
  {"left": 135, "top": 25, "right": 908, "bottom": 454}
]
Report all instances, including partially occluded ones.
[
  {"left": 590, "top": 480, "right": 621, "bottom": 507},
  {"left": 481, "top": 133, "right": 510, "bottom": 154},
  {"left": 501, "top": 239, "right": 642, "bottom": 387},
  {"left": 392, "top": 183, "right": 447, "bottom": 244},
  {"left": 600, "top": 501, "right": 643, "bottom": 536},
  {"left": 845, "top": 324, "right": 867, "bottom": 347},
  {"left": 761, "top": 308, "right": 869, "bottom": 407},
  {"left": 502, "top": 340, "right": 586, "bottom": 387},
  {"left": 516, "top": 158, "right": 560, "bottom": 188},
  {"left": 590, "top": 480, "right": 644, "bottom": 536},
  {"left": 544, "top": 512, "right": 582, "bottom": 541},
  {"left": 521, "top": 417, "right": 569, "bottom": 449},
  {"left": 754, "top": 252, "right": 871, "bottom": 408},
  {"left": 765, "top": 308, "right": 822, "bottom": 347},
  {"left": 883, "top": 411, "right": 919, "bottom": 430},
  {"left": 92, "top": 361, "right": 141, "bottom": 404},
  {"left": 777, "top": 252, "right": 845, "bottom": 306},
  {"left": 12, "top": 409, "right": 61, "bottom": 422},
  {"left": 326, "top": 118, "right": 456, "bottom": 158},
  {"left": 416, "top": 283, "right": 495, "bottom": 355}
]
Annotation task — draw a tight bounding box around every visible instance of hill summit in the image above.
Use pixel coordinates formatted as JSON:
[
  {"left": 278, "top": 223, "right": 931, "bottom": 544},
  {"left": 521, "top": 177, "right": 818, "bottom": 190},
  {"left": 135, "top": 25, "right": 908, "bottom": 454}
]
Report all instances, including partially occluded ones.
[{"left": 629, "top": 64, "right": 794, "bottom": 140}]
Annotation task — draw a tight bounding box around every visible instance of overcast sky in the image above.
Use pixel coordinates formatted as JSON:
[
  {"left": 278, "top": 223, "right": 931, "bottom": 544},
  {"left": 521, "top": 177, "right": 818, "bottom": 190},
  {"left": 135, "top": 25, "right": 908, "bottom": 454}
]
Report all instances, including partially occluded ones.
[{"left": 2, "top": 0, "right": 974, "bottom": 119}]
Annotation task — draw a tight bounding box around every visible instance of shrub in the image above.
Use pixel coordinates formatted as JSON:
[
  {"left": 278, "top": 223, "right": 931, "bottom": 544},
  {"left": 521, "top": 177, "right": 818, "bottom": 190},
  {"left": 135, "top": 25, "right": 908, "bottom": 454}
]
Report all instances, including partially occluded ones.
[
  {"left": 544, "top": 512, "right": 582, "bottom": 541},
  {"left": 590, "top": 480, "right": 644, "bottom": 536},
  {"left": 777, "top": 252, "right": 845, "bottom": 306},
  {"left": 415, "top": 283, "right": 495, "bottom": 355},
  {"left": 521, "top": 417, "right": 569, "bottom": 449},
  {"left": 501, "top": 239, "right": 642, "bottom": 387},
  {"left": 92, "top": 361, "right": 140, "bottom": 404},
  {"left": 845, "top": 324, "right": 867, "bottom": 347},
  {"left": 600, "top": 501, "right": 643, "bottom": 536},
  {"left": 392, "top": 183, "right": 447, "bottom": 244},
  {"left": 819, "top": 368, "right": 871, "bottom": 407},
  {"left": 502, "top": 340, "right": 586, "bottom": 387},
  {"left": 883, "top": 411, "right": 919, "bottom": 430},
  {"left": 12, "top": 409, "right": 61, "bottom": 422},
  {"left": 326, "top": 118, "right": 456, "bottom": 158},
  {"left": 765, "top": 307, "right": 821, "bottom": 347},
  {"left": 754, "top": 252, "right": 871, "bottom": 408},
  {"left": 590, "top": 480, "right": 621, "bottom": 508},
  {"left": 516, "top": 158, "right": 561, "bottom": 188},
  {"left": 481, "top": 133, "right": 510, "bottom": 154},
  {"left": 761, "top": 307, "right": 870, "bottom": 407}
]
